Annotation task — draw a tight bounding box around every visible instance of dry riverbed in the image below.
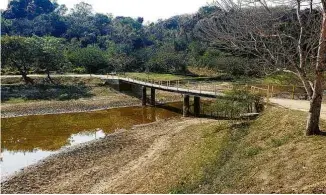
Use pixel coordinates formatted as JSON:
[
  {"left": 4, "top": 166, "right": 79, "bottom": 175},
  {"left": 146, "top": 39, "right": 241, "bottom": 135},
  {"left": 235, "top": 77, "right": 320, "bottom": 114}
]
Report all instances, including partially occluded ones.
[{"left": 1, "top": 118, "right": 217, "bottom": 193}]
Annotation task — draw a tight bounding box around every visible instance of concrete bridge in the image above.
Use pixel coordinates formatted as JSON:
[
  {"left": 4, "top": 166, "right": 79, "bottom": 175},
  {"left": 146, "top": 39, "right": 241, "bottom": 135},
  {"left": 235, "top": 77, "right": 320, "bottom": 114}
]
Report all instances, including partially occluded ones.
[
  {"left": 101, "top": 75, "right": 224, "bottom": 117},
  {"left": 1, "top": 74, "right": 224, "bottom": 117}
]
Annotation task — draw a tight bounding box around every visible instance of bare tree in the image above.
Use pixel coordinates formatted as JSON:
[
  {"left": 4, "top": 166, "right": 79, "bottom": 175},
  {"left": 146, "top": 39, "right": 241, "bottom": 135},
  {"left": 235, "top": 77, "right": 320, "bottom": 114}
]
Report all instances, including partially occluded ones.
[{"left": 195, "top": 0, "right": 326, "bottom": 135}]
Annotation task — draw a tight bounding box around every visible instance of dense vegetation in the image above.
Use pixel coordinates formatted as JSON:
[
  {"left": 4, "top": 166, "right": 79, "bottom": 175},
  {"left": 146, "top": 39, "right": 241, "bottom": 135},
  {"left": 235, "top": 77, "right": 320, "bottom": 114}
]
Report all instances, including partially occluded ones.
[{"left": 1, "top": 0, "right": 257, "bottom": 83}]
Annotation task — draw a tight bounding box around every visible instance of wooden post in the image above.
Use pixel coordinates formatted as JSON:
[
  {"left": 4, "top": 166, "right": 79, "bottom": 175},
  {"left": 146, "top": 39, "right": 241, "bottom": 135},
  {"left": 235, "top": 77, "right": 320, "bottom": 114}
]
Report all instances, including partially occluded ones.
[
  {"left": 267, "top": 85, "right": 270, "bottom": 103},
  {"left": 271, "top": 85, "right": 274, "bottom": 97},
  {"left": 150, "top": 88, "right": 155, "bottom": 106},
  {"left": 194, "top": 96, "right": 200, "bottom": 117},
  {"left": 142, "top": 86, "right": 146, "bottom": 106},
  {"left": 292, "top": 85, "right": 295, "bottom": 99},
  {"left": 183, "top": 95, "right": 190, "bottom": 117}
]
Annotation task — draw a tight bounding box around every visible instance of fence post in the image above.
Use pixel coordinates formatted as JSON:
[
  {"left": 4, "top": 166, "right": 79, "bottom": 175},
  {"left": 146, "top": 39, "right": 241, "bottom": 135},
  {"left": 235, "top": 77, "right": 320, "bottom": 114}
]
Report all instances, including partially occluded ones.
[
  {"left": 292, "top": 85, "right": 295, "bottom": 99},
  {"left": 271, "top": 85, "right": 274, "bottom": 97},
  {"left": 267, "top": 85, "right": 270, "bottom": 103}
]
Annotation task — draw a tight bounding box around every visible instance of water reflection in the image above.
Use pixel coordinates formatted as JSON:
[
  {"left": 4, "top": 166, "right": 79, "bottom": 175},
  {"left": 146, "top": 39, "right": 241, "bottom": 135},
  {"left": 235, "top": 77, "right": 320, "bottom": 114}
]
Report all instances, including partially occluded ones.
[{"left": 0, "top": 103, "right": 182, "bottom": 178}]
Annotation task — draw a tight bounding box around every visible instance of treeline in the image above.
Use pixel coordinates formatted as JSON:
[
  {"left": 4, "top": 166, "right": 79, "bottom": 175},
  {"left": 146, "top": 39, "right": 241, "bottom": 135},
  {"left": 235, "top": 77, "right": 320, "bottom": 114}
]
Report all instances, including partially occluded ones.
[{"left": 1, "top": 0, "right": 257, "bottom": 84}]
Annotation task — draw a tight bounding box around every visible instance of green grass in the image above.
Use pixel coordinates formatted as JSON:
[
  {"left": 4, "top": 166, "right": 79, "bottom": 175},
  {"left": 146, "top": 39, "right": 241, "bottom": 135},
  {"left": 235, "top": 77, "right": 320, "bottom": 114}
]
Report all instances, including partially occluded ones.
[
  {"left": 167, "top": 106, "right": 326, "bottom": 193},
  {"left": 1, "top": 77, "right": 116, "bottom": 103},
  {"left": 123, "top": 72, "right": 199, "bottom": 81},
  {"left": 262, "top": 72, "right": 302, "bottom": 85}
]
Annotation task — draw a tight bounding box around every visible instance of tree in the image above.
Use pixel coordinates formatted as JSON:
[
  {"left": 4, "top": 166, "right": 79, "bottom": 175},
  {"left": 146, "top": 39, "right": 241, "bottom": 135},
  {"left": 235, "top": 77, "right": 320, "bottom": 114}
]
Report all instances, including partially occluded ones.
[
  {"left": 27, "top": 36, "right": 66, "bottom": 83},
  {"left": 3, "top": 0, "right": 56, "bottom": 19},
  {"left": 195, "top": 0, "right": 326, "bottom": 135},
  {"left": 1, "top": 36, "right": 35, "bottom": 84}
]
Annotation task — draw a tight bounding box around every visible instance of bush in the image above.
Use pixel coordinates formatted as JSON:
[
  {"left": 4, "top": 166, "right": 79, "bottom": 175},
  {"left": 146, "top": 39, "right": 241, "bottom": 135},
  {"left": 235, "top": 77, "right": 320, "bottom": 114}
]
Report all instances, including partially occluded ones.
[
  {"left": 67, "top": 46, "right": 109, "bottom": 73},
  {"left": 209, "top": 88, "right": 263, "bottom": 119},
  {"left": 72, "top": 66, "right": 87, "bottom": 74}
]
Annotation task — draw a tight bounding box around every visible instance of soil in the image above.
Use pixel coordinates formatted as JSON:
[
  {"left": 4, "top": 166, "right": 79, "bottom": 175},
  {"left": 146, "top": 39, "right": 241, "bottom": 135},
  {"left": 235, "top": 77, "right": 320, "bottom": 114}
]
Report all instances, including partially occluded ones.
[{"left": 1, "top": 95, "right": 141, "bottom": 118}]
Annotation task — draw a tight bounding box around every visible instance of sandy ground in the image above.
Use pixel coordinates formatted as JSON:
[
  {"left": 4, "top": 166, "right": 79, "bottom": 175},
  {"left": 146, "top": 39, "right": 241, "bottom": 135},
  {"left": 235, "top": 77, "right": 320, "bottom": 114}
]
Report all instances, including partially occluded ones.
[
  {"left": 270, "top": 98, "right": 326, "bottom": 120},
  {"left": 1, "top": 118, "right": 216, "bottom": 194},
  {"left": 1, "top": 95, "right": 141, "bottom": 118}
]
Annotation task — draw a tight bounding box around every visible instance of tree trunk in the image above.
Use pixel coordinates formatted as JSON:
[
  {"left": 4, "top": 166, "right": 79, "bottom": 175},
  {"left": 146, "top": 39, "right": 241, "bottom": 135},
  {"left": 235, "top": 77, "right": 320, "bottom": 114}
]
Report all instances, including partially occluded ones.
[
  {"left": 20, "top": 71, "right": 34, "bottom": 85},
  {"left": 306, "top": 5, "right": 326, "bottom": 135},
  {"left": 12, "top": 60, "right": 34, "bottom": 85},
  {"left": 306, "top": 72, "right": 323, "bottom": 135},
  {"left": 46, "top": 70, "right": 55, "bottom": 84},
  {"left": 297, "top": 71, "right": 313, "bottom": 99}
]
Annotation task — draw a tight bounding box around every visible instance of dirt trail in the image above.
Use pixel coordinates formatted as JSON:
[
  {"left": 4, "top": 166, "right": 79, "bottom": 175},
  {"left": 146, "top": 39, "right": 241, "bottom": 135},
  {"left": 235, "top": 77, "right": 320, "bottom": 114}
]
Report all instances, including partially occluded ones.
[
  {"left": 1, "top": 118, "right": 215, "bottom": 194},
  {"left": 270, "top": 98, "right": 326, "bottom": 120}
]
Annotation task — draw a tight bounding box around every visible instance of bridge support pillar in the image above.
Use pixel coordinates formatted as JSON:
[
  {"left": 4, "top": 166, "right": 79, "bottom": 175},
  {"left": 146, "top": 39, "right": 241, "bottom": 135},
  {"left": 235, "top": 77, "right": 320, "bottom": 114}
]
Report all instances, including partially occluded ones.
[
  {"left": 142, "top": 86, "right": 146, "bottom": 106},
  {"left": 183, "top": 95, "right": 190, "bottom": 117},
  {"left": 150, "top": 88, "right": 155, "bottom": 106},
  {"left": 194, "top": 96, "right": 200, "bottom": 117}
]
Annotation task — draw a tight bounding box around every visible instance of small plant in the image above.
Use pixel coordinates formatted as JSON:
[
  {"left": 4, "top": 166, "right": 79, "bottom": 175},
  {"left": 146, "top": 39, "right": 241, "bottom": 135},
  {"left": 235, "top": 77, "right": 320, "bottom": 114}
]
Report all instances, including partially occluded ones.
[
  {"left": 245, "top": 146, "right": 262, "bottom": 157},
  {"left": 72, "top": 66, "right": 87, "bottom": 74},
  {"left": 270, "top": 136, "right": 290, "bottom": 147}
]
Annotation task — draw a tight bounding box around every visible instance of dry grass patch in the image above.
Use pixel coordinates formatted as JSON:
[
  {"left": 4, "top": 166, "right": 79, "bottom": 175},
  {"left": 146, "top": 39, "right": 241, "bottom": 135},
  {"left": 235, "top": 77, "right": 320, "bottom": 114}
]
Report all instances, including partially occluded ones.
[{"left": 169, "top": 106, "right": 326, "bottom": 193}]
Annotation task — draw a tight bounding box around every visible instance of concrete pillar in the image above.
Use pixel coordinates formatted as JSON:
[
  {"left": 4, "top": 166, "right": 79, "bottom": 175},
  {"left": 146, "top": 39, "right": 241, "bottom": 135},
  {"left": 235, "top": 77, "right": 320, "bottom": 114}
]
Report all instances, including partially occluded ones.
[
  {"left": 142, "top": 86, "right": 146, "bottom": 106},
  {"left": 183, "top": 95, "right": 190, "bottom": 117},
  {"left": 150, "top": 88, "right": 155, "bottom": 106},
  {"left": 194, "top": 96, "right": 200, "bottom": 117}
]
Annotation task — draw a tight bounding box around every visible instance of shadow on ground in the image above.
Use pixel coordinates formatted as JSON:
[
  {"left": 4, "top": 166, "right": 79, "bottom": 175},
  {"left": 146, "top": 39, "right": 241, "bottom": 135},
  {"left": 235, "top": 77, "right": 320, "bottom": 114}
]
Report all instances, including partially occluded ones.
[{"left": 1, "top": 84, "right": 93, "bottom": 102}]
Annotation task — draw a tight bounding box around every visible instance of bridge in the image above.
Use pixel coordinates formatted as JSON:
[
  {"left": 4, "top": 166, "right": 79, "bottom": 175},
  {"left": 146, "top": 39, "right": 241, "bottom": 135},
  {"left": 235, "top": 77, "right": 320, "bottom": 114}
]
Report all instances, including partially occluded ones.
[
  {"left": 1, "top": 74, "right": 226, "bottom": 117},
  {"left": 99, "top": 75, "right": 225, "bottom": 117}
]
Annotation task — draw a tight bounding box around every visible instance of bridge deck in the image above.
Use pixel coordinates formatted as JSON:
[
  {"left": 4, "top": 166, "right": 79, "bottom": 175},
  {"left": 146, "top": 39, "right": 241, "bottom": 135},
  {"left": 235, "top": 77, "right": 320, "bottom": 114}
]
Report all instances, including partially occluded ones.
[{"left": 102, "top": 76, "right": 224, "bottom": 98}]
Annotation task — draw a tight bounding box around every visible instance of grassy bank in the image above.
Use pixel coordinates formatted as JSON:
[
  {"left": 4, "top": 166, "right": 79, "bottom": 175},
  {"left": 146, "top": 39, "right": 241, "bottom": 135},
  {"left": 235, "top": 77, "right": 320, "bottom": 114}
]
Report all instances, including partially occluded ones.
[
  {"left": 123, "top": 72, "right": 190, "bottom": 81},
  {"left": 1, "top": 77, "right": 143, "bottom": 117},
  {"left": 1, "top": 77, "right": 116, "bottom": 103},
  {"left": 162, "top": 106, "right": 326, "bottom": 193}
]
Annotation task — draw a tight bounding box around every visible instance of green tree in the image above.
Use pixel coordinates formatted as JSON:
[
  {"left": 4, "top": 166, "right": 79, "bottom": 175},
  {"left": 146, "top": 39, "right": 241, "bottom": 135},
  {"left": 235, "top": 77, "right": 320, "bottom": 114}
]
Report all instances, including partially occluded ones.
[
  {"left": 27, "top": 36, "right": 66, "bottom": 83},
  {"left": 1, "top": 36, "right": 35, "bottom": 84}
]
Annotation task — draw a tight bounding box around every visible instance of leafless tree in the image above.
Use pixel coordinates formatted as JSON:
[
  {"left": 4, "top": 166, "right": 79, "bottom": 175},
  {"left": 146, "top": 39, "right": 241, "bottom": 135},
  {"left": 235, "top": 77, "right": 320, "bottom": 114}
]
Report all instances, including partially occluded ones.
[{"left": 195, "top": 0, "right": 326, "bottom": 135}]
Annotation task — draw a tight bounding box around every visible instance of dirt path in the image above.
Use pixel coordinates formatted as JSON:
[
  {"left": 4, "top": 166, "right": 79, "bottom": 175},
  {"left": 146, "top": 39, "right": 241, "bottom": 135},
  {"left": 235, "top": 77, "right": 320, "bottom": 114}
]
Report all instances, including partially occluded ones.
[
  {"left": 270, "top": 98, "right": 326, "bottom": 120},
  {"left": 1, "top": 118, "right": 216, "bottom": 194}
]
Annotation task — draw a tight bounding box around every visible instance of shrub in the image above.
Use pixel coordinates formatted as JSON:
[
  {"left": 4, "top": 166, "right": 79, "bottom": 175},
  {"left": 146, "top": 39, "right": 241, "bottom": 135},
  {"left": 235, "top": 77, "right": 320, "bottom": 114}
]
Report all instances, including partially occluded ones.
[{"left": 209, "top": 88, "right": 263, "bottom": 119}]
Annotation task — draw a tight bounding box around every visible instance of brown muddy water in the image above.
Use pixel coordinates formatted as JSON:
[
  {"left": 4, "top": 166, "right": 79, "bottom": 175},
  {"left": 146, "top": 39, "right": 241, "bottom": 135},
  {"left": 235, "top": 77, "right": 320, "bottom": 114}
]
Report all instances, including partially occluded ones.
[{"left": 0, "top": 102, "right": 183, "bottom": 179}]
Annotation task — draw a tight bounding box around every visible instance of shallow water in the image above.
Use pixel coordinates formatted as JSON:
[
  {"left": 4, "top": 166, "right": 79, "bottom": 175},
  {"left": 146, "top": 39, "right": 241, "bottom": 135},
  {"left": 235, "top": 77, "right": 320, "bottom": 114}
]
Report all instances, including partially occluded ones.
[{"left": 0, "top": 102, "right": 182, "bottom": 178}]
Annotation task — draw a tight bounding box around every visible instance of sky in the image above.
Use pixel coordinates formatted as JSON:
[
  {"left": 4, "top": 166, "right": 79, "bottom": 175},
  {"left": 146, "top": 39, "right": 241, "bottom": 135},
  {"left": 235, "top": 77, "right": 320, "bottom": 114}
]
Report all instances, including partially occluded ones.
[{"left": 0, "top": 0, "right": 214, "bottom": 22}]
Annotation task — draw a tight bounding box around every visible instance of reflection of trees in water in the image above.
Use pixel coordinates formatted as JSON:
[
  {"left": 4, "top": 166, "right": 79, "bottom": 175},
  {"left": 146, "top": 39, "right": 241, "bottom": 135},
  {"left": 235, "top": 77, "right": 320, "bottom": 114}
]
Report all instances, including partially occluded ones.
[{"left": 2, "top": 103, "right": 181, "bottom": 152}]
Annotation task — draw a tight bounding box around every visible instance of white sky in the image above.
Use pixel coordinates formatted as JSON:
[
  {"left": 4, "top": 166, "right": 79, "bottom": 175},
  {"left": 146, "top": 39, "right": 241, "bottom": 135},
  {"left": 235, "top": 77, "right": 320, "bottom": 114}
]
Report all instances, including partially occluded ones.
[{"left": 0, "top": 0, "right": 214, "bottom": 22}]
